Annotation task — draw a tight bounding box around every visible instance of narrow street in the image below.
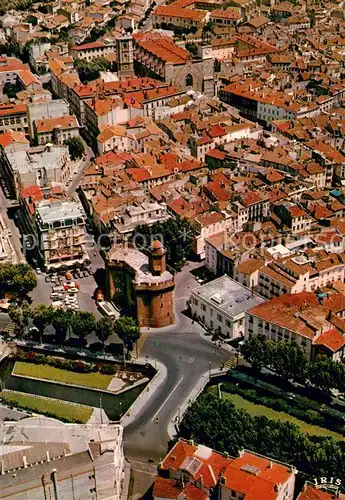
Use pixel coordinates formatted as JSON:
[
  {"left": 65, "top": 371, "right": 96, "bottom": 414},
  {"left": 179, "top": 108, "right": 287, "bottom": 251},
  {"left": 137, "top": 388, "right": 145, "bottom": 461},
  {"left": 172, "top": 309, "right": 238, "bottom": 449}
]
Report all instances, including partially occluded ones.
[{"left": 0, "top": 187, "right": 24, "bottom": 263}]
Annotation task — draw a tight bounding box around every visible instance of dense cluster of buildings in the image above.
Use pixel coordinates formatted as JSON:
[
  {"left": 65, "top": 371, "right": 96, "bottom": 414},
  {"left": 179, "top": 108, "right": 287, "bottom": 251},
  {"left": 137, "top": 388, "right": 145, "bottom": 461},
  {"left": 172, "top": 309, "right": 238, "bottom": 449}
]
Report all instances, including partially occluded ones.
[
  {"left": 152, "top": 438, "right": 344, "bottom": 500},
  {"left": 4, "top": 0, "right": 345, "bottom": 497},
  {"left": 0, "top": 416, "right": 126, "bottom": 499}
]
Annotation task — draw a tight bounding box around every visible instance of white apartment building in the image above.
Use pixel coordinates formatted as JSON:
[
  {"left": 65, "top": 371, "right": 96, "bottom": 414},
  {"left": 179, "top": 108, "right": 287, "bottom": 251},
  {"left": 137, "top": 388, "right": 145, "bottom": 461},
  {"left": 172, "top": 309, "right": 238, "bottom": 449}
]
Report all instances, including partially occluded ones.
[
  {"left": 113, "top": 202, "right": 170, "bottom": 238},
  {"left": 195, "top": 211, "right": 238, "bottom": 260},
  {"left": 71, "top": 40, "right": 116, "bottom": 61},
  {"left": 35, "top": 199, "right": 88, "bottom": 269},
  {"left": 189, "top": 275, "right": 266, "bottom": 340},
  {"left": 257, "top": 253, "right": 345, "bottom": 300}
]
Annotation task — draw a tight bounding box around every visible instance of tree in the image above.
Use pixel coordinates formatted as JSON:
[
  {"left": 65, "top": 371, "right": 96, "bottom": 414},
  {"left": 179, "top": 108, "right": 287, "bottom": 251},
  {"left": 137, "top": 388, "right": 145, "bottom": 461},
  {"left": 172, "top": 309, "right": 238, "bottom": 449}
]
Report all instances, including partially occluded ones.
[
  {"left": 271, "top": 341, "right": 309, "bottom": 383},
  {"left": 95, "top": 316, "right": 114, "bottom": 349},
  {"left": 74, "top": 57, "right": 110, "bottom": 82},
  {"left": 214, "top": 59, "right": 221, "bottom": 72},
  {"left": 131, "top": 217, "right": 196, "bottom": 270},
  {"left": 70, "top": 311, "right": 96, "bottom": 345},
  {"left": 31, "top": 304, "right": 54, "bottom": 343},
  {"left": 8, "top": 304, "right": 30, "bottom": 338},
  {"left": 240, "top": 335, "right": 273, "bottom": 372},
  {"left": 3, "top": 82, "right": 19, "bottom": 99},
  {"left": 51, "top": 309, "right": 72, "bottom": 344},
  {"left": 0, "top": 263, "right": 37, "bottom": 300},
  {"left": 115, "top": 316, "right": 140, "bottom": 350},
  {"left": 201, "top": 20, "right": 216, "bottom": 43},
  {"left": 65, "top": 136, "right": 85, "bottom": 161},
  {"left": 178, "top": 392, "right": 345, "bottom": 481},
  {"left": 309, "top": 355, "right": 345, "bottom": 393}
]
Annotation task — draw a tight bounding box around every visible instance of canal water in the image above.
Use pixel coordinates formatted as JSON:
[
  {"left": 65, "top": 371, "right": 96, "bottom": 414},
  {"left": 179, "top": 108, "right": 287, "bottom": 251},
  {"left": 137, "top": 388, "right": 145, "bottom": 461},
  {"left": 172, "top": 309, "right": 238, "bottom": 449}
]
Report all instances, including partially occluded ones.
[{"left": 0, "top": 359, "right": 146, "bottom": 421}]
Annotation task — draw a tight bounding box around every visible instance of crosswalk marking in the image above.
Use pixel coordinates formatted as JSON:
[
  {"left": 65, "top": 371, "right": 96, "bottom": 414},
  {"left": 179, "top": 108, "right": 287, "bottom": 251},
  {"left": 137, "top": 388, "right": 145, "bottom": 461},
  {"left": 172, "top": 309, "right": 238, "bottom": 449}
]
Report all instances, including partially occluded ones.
[
  {"left": 223, "top": 357, "right": 236, "bottom": 369},
  {"left": 3, "top": 322, "right": 15, "bottom": 334}
]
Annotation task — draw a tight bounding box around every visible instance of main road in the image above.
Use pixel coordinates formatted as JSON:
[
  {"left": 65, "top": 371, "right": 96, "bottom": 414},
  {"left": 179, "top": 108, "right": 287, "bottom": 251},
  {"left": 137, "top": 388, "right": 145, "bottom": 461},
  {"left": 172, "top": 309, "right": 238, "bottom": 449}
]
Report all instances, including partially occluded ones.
[{"left": 123, "top": 264, "right": 232, "bottom": 462}]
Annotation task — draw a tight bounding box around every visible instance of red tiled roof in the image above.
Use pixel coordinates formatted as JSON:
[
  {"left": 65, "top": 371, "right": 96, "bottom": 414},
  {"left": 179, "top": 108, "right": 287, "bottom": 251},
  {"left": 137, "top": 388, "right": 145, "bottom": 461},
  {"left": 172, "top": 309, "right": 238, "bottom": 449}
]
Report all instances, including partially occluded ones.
[
  {"left": 72, "top": 41, "right": 105, "bottom": 51},
  {"left": 298, "top": 484, "right": 340, "bottom": 500},
  {"left": 35, "top": 115, "right": 79, "bottom": 133},
  {"left": 153, "top": 477, "right": 207, "bottom": 500},
  {"left": 0, "top": 130, "right": 28, "bottom": 148},
  {"left": 161, "top": 440, "right": 231, "bottom": 489},
  {"left": 313, "top": 328, "right": 345, "bottom": 352},
  {"left": 204, "top": 181, "right": 231, "bottom": 202},
  {"left": 223, "top": 451, "right": 295, "bottom": 500},
  {"left": 206, "top": 148, "right": 226, "bottom": 161},
  {"left": 21, "top": 185, "right": 43, "bottom": 201},
  {"left": 288, "top": 205, "right": 306, "bottom": 217}
]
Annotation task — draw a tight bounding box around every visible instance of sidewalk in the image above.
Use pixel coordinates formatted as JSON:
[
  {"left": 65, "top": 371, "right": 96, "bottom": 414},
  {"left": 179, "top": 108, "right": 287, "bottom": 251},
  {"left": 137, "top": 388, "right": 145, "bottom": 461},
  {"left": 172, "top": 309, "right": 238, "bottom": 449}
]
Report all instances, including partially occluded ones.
[
  {"left": 120, "top": 357, "right": 167, "bottom": 427},
  {"left": 167, "top": 367, "right": 224, "bottom": 439},
  {"left": 122, "top": 459, "right": 131, "bottom": 500},
  {"left": 198, "top": 328, "right": 235, "bottom": 355}
]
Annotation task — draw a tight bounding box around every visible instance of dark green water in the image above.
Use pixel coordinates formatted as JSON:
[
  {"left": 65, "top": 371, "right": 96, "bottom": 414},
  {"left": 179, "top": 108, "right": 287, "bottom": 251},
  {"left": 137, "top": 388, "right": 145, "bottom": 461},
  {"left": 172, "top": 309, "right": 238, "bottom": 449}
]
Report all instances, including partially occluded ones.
[{"left": 0, "top": 359, "right": 146, "bottom": 420}]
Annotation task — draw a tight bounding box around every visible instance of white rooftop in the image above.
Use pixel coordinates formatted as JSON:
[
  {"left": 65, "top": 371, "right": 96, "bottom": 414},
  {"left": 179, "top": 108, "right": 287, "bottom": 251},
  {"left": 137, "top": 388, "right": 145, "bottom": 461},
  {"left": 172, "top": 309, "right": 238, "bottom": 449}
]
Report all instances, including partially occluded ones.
[{"left": 191, "top": 276, "right": 266, "bottom": 318}]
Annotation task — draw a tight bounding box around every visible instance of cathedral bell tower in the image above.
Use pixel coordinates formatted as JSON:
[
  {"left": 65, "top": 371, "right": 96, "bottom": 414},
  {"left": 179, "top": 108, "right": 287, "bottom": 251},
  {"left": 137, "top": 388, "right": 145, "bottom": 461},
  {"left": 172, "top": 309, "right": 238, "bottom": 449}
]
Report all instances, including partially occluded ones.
[{"left": 116, "top": 34, "right": 135, "bottom": 78}]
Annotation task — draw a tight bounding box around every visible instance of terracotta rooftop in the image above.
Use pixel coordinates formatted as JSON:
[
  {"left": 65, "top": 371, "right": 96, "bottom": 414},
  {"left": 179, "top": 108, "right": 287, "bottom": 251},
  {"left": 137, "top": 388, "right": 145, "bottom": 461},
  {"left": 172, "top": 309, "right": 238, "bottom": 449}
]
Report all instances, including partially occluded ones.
[
  {"left": 35, "top": 115, "right": 79, "bottom": 133},
  {"left": 133, "top": 32, "right": 189, "bottom": 64}
]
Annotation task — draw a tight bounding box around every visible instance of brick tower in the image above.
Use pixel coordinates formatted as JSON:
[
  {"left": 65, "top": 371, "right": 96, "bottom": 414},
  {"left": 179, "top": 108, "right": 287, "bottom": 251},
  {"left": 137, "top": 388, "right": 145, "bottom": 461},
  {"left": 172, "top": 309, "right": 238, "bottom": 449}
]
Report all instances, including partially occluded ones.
[
  {"left": 106, "top": 242, "right": 175, "bottom": 328},
  {"left": 149, "top": 240, "right": 166, "bottom": 276}
]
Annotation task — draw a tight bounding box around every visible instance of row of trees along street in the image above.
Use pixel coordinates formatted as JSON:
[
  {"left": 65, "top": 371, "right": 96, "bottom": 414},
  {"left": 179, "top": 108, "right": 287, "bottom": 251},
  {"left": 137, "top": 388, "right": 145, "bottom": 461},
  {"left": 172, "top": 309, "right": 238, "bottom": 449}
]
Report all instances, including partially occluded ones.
[
  {"left": 8, "top": 303, "right": 140, "bottom": 351},
  {"left": 240, "top": 335, "right": 345, "bottom": 393}
]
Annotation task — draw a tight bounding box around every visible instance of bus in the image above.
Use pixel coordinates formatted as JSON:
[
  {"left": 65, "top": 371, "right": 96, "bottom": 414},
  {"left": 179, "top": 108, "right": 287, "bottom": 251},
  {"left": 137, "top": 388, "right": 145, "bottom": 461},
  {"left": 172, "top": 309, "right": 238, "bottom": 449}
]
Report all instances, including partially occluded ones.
[{"left": 98, "top": 301, "right": 118, "bottom": 319}]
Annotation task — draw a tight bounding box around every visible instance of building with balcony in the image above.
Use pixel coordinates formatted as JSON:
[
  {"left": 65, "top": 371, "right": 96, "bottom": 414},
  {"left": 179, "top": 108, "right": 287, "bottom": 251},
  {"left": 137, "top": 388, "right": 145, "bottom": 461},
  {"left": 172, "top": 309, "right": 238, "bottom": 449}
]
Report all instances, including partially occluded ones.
[
  {"left": 106, "top": 241, "right": 175, "bottom": 327},
  {"left": 35, "top": 199, "right": 88, "bottom": 270},
  {"left": 113, "top": 202, "right": 170, "bottom": 239}
]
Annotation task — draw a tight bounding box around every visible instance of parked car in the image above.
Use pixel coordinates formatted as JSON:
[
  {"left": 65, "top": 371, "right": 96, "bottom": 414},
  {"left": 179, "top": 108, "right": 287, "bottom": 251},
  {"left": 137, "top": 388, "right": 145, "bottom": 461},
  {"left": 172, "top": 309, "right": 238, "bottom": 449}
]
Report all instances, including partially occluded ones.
[
  {"left": 45, "top": 276, "right": 51, "bottom": 283},
  {"left": 82, "top": 270, "right": 89, "bottom": 278}
]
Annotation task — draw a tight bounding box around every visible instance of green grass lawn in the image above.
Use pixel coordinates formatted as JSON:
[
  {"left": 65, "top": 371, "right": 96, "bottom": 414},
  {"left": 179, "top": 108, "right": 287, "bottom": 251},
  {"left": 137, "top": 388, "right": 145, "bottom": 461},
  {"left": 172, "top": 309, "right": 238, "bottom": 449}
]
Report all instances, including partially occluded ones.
[
  {"left": 13, "top": 361, "right": 113, "bottom": 390},
  {"left": 208, "top": 387, "right": 345, "bottom": 441},
  {"left": 1, "top": 390, "right": 92, "bottom": 423}
]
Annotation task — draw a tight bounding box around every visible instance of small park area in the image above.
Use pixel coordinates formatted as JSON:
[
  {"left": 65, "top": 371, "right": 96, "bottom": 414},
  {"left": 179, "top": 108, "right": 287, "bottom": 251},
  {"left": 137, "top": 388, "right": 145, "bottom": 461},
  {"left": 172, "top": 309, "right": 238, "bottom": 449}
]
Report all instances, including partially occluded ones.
[
  {"left": 207, "top": 387, "right": 345, "bottom": 441},
  {"left": 1, "top": 390, "right": 92, "bottom": 423},
  {"left": 13, "top": 361, "right": 113, "bottom": 390}
]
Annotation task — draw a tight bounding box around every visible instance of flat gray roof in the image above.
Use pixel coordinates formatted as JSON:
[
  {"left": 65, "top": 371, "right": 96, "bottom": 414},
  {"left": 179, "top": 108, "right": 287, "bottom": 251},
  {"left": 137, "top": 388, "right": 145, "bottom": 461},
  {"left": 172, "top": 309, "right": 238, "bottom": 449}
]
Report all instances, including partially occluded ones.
[
  {"left": 36, "top": 200, "right": 84, "bottom": 224},
  {"left": 191, "top": 275, "right": 266, "bottom": 318}
]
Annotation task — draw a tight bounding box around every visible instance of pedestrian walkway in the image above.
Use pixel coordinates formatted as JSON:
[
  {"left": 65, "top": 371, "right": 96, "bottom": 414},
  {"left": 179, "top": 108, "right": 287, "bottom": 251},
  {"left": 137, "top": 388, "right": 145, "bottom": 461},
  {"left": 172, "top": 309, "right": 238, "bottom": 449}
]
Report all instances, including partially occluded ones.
[{"left": 133, "top": 334, "right": 147, "bottom": 359}]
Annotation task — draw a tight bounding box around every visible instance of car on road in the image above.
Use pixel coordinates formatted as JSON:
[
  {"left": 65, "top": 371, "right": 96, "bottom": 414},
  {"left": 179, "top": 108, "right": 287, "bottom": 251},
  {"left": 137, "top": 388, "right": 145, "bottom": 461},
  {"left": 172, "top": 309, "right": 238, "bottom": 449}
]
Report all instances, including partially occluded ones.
[
  {"left": 45, "top": 276, "right": 51, "bottom": 283},
  {"left": 82, "top": 270, "right": 88, "bottom": 278}
]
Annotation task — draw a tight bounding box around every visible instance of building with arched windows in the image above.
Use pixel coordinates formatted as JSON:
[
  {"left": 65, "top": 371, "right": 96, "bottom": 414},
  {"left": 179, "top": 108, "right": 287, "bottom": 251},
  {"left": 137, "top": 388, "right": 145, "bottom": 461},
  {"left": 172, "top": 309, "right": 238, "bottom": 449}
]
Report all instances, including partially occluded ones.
[{"left": 133, "top": 32, "right": 215, "bottom": 96}]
